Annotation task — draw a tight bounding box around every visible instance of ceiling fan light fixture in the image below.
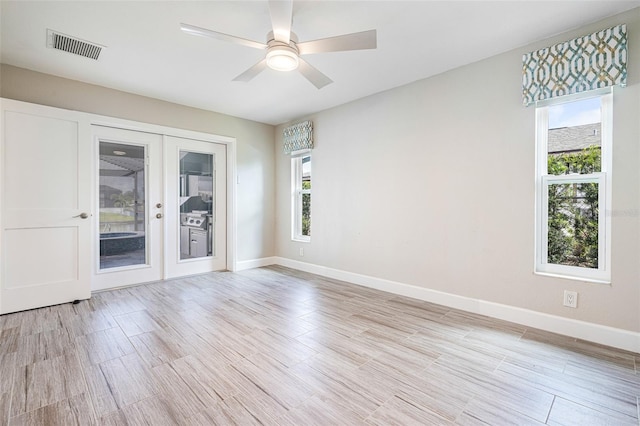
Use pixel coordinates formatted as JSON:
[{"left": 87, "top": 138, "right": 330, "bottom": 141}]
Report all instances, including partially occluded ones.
[{"left": 266, "top": 46, "right": 299, "bottom": 71}]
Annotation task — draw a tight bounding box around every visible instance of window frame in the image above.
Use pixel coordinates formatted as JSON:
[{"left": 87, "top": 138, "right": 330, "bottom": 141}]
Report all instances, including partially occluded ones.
[
  {"left": 534, "top": 89, "right": 612, "bottom": 283},
  {"left": 291, "top": 151, "right": 311, "bottom": 242}
]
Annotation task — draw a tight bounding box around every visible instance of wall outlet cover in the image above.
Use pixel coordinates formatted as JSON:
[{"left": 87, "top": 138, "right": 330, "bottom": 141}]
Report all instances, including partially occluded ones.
[{"left": 563, "top": 290, "right": 578, "bottom": 308}]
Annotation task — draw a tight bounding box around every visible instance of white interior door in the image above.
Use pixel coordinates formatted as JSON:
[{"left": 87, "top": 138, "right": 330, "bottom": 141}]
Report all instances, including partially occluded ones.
[
  {"left": 1, "top": 107, "right": 91, "bottom": 314},
  {"left": 92, "top": 126, "right": 163, "bottom": 290},
  {"left": 164, "top": 136, "right": 227, "bottom": 278}
]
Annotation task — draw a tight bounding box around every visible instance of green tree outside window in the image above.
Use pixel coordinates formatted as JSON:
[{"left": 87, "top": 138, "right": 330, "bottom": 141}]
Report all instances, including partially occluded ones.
[{"left": 547, "top": 146, "right": 600, "bottom": 268}]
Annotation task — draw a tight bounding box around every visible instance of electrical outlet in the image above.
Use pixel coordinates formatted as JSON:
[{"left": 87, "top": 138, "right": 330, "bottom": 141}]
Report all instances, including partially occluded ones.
[
  {"left": 563, "top": 290, "right": 578, "bottom": 308},
  {"left": 299, "top": 247, "right": 304, "bottom": 257}
]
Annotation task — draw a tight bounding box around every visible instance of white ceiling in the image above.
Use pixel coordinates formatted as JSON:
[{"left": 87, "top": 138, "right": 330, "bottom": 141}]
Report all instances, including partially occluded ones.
[{"left": 1, "top": 1, "right": 638, "bottom": 125}]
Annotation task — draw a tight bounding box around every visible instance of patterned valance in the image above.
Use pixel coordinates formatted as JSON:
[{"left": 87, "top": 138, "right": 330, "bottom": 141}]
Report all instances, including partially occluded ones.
[
  {"left": 283, "top": 120, "right": 313, "bottom": 154},
  {"left": 522, "top": 24, "right": 627, "bottom": 106}
]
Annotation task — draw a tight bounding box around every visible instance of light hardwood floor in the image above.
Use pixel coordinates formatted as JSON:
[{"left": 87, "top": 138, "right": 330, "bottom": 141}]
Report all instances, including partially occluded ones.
[{"left": 0, "top": 265, "right": 638, "bottom": 425}]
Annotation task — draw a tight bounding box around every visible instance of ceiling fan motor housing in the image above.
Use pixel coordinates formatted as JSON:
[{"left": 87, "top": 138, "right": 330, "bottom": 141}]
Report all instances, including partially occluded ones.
[{"left": 265, "top": 31, "right": 300, "bottom": 71}]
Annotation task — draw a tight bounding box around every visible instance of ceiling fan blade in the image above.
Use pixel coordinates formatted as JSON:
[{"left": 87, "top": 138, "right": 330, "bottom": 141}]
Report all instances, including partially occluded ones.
[
  {"left": 268, "top": 0, "right": 293, "bottom": 44},
  {"left": 297, "top": 29, "right": 377, "bottom": 55},
  {"left": 232, "top": 59, "right": 268, "bottom": 82},
  {"left": 180, "top": 23, "right": 267, "bottom": 50},
  {"left": 298, "top": 58, "right": 333, "bottom": 89}
]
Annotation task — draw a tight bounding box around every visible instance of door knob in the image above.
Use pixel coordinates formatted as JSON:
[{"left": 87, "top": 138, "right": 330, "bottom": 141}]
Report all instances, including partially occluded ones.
[
  {"left": 156, "top": 213, "right": 163, "bottom": 219},
  {"left": 156, "top": 203, "right": 162, "bottom": 208},
  {"left": 73, "top": 212, "right": 89, "bottom": 219}
]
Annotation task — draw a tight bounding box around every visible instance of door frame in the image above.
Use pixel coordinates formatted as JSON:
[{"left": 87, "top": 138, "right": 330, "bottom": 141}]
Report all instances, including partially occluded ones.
[{"left": 89, "top": 119, "right": 237, "bottom": 290}]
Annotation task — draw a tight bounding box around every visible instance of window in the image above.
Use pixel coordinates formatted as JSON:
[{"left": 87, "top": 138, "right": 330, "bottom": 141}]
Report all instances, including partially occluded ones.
[
  {"left": 292, "top": 153, "right": 311, "bottom": 241},
  {"left": 535, "top": 91, "right": 612, "bottom": 282}
]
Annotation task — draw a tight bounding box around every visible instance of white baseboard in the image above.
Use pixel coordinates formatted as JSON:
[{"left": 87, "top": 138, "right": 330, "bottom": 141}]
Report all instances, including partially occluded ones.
[
  {"left": 267, "top": 257, "right": 640, "bottom": 353},
  {"left": 235, "top": 256, "right": 279, "bottom": 271}
]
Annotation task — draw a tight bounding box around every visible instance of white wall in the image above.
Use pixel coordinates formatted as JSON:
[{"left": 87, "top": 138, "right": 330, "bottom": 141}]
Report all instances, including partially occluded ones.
[
  {"left": 0, "top": 64, "right": 276, "bottom": 263},
  {"left": 275, "top": 9, "right": 640, "bottom": 334}
]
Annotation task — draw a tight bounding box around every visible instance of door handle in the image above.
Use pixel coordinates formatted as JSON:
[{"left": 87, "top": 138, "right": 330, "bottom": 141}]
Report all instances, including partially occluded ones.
[
  {"left": 156, "top": 213, "right": 163, "bottom": 219},
  {"left": 73, "top": 212, "right": 89, "bottom": 219}
]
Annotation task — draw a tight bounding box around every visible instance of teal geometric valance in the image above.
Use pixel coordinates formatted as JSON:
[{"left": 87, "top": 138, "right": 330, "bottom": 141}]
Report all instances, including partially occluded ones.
[
  {"left": 522, "top": 24, "right": 627, "bottom": 106},
  {"left": 283, "top": 120, "right": 313, "bottom": 154}
]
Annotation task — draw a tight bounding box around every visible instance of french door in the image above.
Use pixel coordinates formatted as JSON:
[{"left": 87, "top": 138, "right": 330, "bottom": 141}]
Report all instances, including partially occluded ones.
[
  {"left": 92, "top": 127, "right": 227, "bottom": 290},
  {"left": 164, "top": 136, "right": 227, "bottom": 278},
  {"left": 93, "top": 126, "right": 164, "bottom": 289}
]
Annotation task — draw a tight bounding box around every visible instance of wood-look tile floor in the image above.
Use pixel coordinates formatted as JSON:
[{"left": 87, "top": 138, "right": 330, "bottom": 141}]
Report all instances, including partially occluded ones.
[{"left": 1, "top": 265, "right": 638, "bottom": 425}]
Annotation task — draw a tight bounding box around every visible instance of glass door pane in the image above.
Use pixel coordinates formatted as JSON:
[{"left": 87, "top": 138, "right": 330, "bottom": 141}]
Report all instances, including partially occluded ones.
[
  {"left": 99, "top": 142, "right": 147, "bottom": 269},
  {"left": 179, "top": 151, "right": 214, "bottom": 260}
]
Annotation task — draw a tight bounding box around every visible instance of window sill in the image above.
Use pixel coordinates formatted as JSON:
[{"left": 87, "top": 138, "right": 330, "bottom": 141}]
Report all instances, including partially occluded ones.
[
  {"left": 292, "top": 237, "right": 311, "bottom": 243},
  {"left": 534, "top": 271, "right": 610, "bottom": 285}
]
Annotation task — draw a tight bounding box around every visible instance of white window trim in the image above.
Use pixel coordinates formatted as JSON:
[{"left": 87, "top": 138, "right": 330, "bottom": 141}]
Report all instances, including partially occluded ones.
[
  {"left": 291, "top": 151, "right": 311, "bottom": 242},
  {"left": 534, "top": 90, "right": 612, "bottom": 283}
]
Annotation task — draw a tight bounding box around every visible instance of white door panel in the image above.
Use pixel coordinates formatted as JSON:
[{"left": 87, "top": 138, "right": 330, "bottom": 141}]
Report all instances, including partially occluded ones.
[
  {"left": 4, "top": 112, "right": 79, "bottom": 209},
  {"left": 1, "top": 107, "right": 91, "bottom": 314},
  {"left": 5, "top": 227, "right": 79, "bottom": 288}
]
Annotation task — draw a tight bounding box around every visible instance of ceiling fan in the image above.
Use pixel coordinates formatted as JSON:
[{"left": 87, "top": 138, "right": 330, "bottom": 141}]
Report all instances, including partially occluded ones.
[{"left": 180, "top": 0, "right": 377, "bottom": 89}]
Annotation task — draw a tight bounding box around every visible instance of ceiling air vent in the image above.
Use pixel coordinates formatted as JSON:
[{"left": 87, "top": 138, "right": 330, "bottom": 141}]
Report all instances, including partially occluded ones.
[{"left": 46, "top": 29, "right": 104, "bottom": 60}]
